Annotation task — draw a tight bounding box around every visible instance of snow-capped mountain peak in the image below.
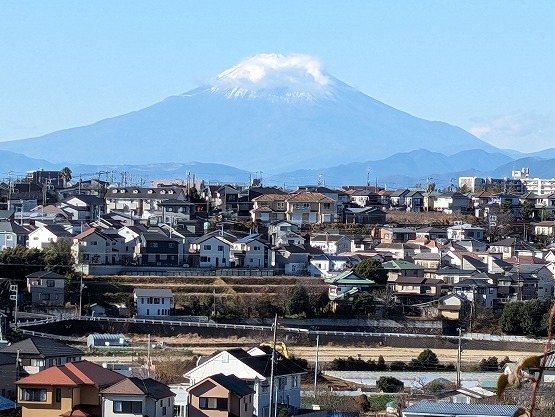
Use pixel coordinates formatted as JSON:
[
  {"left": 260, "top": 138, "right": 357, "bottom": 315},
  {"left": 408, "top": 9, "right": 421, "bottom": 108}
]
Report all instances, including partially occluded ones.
[{"left": 204, "top": 53, "right": 335, "bottom": 101}]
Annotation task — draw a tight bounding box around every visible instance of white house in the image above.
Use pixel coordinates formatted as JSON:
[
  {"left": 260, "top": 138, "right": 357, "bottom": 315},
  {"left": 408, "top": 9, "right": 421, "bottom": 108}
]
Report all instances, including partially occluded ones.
[
  {"left": 231, "top": 234, "right": 272, "bottom": 268},
  {"left": 184, "top": 347, "right": 306, "bottom": 417},
  {"left": 310, "top": 233, "right": 352, "bottom": 255},
  {"left": 191, "top": 232, "right": 237, "bottom": 268},
  {"left": 72, "top": 227, "right": 120, "bottom": 265},
  {"left": 133, "top": 288, "right": 173, "bottom": 317},
  {"left": 27, "top": 224, "right": 73, "bottom": 249}
]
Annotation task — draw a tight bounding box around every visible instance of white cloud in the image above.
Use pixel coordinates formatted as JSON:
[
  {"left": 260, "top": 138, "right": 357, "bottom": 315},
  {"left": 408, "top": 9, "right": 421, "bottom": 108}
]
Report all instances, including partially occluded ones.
[
  {"left": 212, "top": 53, "right": 331, "bottom": 93},
  {"left": 467, "top": 112, "right": 555, "bottom": 152}
]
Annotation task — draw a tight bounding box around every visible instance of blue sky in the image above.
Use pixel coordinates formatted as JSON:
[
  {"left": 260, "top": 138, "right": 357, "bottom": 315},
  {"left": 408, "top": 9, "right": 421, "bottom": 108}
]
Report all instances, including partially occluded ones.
[{"left": 1, "top": 1, "right": 553, "bottom": 152}]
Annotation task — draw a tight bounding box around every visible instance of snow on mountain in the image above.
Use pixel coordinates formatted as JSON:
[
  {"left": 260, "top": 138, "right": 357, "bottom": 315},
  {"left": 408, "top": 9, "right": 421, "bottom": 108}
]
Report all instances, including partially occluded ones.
[{"left": 0, "top": 53, "right": 502, "bottom": 172}]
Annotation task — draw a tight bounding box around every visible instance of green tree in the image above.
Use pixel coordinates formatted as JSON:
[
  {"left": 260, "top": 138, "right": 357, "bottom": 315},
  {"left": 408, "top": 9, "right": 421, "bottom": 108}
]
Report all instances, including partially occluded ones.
[
  {"left": 60, "top": 166, "right": 72, "bottom": 185},
  {"left": 43, "top": 239, "right": 75, "bottom": 276},
  {"left": 411, "top": 349, "right": 439, "bottom": 369},
  {"left": 286, "top": 285, "right": 310, "bottom": 316},
  {"left": 353, "top": 258, "right": 387, "bottom": 285},
  {"left": 376, "top": 376, "right": 404, "bottom": 393}
]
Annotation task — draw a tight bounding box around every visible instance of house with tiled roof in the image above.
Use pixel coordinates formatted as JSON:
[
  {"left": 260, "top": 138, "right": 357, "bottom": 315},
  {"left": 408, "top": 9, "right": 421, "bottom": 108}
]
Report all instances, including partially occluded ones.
[
  {"left": 273, "top": 245, "right": 312, "bottom": 275},
  {"left": 60, "top": 194, "right": 105, "bottom": 221},
  {"left": 1, "top": 337, "right": 82, "bottom": 376},
  {"left": 190, "top": 230, "right": 239, "bottom": 268},
  {"left": 383, "top": 260, "right": 425, "bottom": 283},
  {"left": 325, "top": 270, "right": 376, "bottom": 302},
  {"left": 251, "top": 191, "right": 336, "bottom": 225},
  {"left": 447, "top": 223, "right": 485, "bottom": 241},
  {"left": 100, "top": 377, "right": 175, "bottom": 417},
  {"left": 134, "top": 231, "right": 180, "bottom": 267},
  {"left": 184, "top": 348, "right": 305, "bottom": 417},
  {"left": 340, "top": 206, "right": 386, "bottom": 224},
  {"left": 379, "top": 227, "right": 416, "bottom": 243},
  {"left": 16, "top": 360, "right": 126, "bottom": 417},
  {"left": 230, "top": 234, "right": 272, "bottom": 268},
  {"left": 71, "top": 227, "right": 121, "bottom": 265},
  {"left": 0, "top": 220, "right": 29, "bottom": 249},
  {"left": 187, "top": 373, "right": 254, "bottom": 417}
]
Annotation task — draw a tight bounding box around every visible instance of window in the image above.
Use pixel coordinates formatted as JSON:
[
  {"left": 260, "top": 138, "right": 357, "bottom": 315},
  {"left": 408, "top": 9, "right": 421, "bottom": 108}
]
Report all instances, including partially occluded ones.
[
  {"left": 151, "top": 242, "right": 159, "bottom": 248},
  {"left": 30, "top": 359, "right": 45, "bottom": 367},
  {"left": 55, "top": 388, "right": 61, "bottom": 402},
  {"left": 278, "top": 377, "right": 286, "bottom": 389},
  {"left": 91, "top": 241, "right": 98, "bottom": 245},
  {"left": 200, "top": 256, "right": 210, "bottom": 262},
  {"left": 20, "top": 388, "right": 47, "bottom": 402},
  {"left": 277, "top": 202, "right": 284, "bottom": 210},
  {"left": 168, "top": 243, "right": 175, "bottom": 248},
  {"left": 204, "top": 244, "right": 212, "bottom": 250},
  {"left": 113, "top": 400, "right": 142, "bottom": 413},
  {"left": 199, "top": 397, "right": 228, "bottom": 410},
  {"left": 292, "top": 375, "right": 298, "bottom": 387},
  {"left": 323, "top": 203, "right": 331, "bottom": 209},
  {"left": 217, "top": 245, "right": 224, "bottom": 251},
  {"left": 253, "top": 245, "right": 261, "bottom": 251},
  {"left": 40, "top": 293, "right": 51, "bottom": 301},
  {"left": 154, "top": 298, "right": 160, "bottom": 304}
]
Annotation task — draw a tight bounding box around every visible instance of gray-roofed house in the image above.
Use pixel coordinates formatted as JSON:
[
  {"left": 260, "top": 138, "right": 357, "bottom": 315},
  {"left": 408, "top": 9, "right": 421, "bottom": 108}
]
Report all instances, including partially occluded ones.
[
  {"left": 26, "top": 271, "right": 66, "bottom": 307},
  {"left": 310, "top": 233, "right": 352, "bottom": 255},
  {"left": 27, "top": 224, "right": 73, "bottom": 250},
  {"left": 101, "top": 377, "right": 175, "bottom": 417},
  {"left": 134, "top": 231, "right": 180, "bottom": 266},
  {"left": 133, "top": 288, "right": 173, "bottom": 317},
  {"left": 379, "top": 227, "right": 417, "bottom": 243},
  {"left": 0, "top": 337, "right": 82, "bottom": 375},
  {"left": 402, "top": 401, "right": 518, "bottom": 417},
  {"left": 187, "top": 373, "right": 254, "bottom": 417}
]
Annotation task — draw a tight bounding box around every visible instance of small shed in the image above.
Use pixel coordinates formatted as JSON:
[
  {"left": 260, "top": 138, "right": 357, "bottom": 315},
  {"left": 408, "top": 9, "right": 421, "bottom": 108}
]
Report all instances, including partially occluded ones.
[{"left": 86, "top": 333, "right": 129, "bottom": 348}]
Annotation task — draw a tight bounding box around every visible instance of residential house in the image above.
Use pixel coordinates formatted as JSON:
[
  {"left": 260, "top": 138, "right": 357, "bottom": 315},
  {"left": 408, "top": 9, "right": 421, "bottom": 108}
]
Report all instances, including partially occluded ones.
[
  {"left": 325, "top": 270, "right": 376, "bottom": 302},
  {"left": 184, "top": 348, "right": 306, "bottom": 417},
  {"left": 72, "top": 227, "right": 120, "bottom": 265},
  {"left": 379, "top": 227, "right": 416, "bottom": 243},
  {"left": 158, "top": 199, "right": 197, "bottom": 224},
  {"left": 431, "top": 267, "right": 478, "bottom": 285},
  {"left": 250, "top": 194, "right": 288, "bottom": 224},
  {"left": 27, "top": 224, "right": 73, "bottom": 250},
  {"left": 187, "top": 373, "right": 254, "bottom": 417},
  {"left": 191, "top": 231, "right": 236, "bottom": 268},
  {"left": 0, "top": 353, "right": 16, "bottom": 400},
  {"left": 100, "top": 377, "right": 175, "bottom": 417},
  {"left": 413, "top": 253, "right": 442, "bottom": 270},
  {"left": 392, "top": 277, "right": 443, "bottom": 305},
  {"left": 60, "top": 195, "right": 105, "bottom": 221},
  {"left": 532, "top": 220, "right": 555, "bottom": 238},
  {"left": 133, "top": 288, "right": 173, "bottom": 317},
  {"left": 416, "top": 227, "right": 448, "bottom": 241},
  {"left": 273, "top": 245, "right": 312, "bottom": 275},
  {"left": 310, "top": 233, "right": 351, "bottom": 255},
  {"left": 267, "top": 221, "right": 304, "bottom": 247},
  {"left": 382, "top": 260, "right": 425, "bottom": 283},
  {"left": 447, "top": 223, "right": 485, "bottom": 241},
  {"left": 340, "top": 206, "right": 386, "bottom": 224},
  {"left": 286, "top": 192, "right": 336, "bottom": 225},
  {"left": 433, "top": 192, "right": 471, "bottom": 213},
  {"left": 389, "top": 189, "right": 410, "bottom": 208},
  {"left": 310, "top": 254, "right": 357, "bottom": 277},
  {"left": 134, "top": 232, "right": 180, "bottom": 266},
  {"left": 405, "top": 190, "right": 425, "bottom": 212},
  {"left": 375, "top": 242, "right": 423, "bottom": 260},
  {"left": 1, "top": 337, "right": 82, "bottom": 376},
  {"left": 347, "top": 189, "right": 380, "bottom": 207},
  {"left": 231, "top": 234, "right": 272, "bottom": 268},
  {"left": 16, "top": 360, "right": 125, "bottom": 417},
  {"left": 0, "top": 221, "right": 28, "bottom": 249},
  {"left": 453, "top": 277, "right": 498, "bottom": 308},
  {"left": 488, "top": 238, "right": 517, "bottom": 259},
  {"left": 104, "top": 186, "right": 185, "bottom": 219},
  {"left": 26, "top": 271, "right": 65, "bottom": 308}
]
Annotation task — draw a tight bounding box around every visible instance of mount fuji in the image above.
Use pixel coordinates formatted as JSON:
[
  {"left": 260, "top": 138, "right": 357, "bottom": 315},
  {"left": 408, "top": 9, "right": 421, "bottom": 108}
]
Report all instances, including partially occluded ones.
[{"left": 0, "top": 54, "right": 501, "bottom": 172}]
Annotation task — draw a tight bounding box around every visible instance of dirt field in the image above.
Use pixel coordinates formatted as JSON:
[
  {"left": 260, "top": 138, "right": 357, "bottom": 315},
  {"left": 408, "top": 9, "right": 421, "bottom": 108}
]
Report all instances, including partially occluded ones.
[{"left": 88, "top": 334, "right": 543, "bottom": 366}]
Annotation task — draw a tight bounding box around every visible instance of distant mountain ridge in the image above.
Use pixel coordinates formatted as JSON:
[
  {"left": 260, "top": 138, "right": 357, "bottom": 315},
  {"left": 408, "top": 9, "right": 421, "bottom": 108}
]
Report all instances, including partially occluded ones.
[{"left": 0, "top": 54, "right": 500, "bottom": 172}]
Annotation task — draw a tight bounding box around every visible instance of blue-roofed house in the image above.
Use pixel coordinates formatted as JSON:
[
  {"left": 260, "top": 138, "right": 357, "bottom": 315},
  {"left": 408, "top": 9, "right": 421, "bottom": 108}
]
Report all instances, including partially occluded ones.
[{"left": 402, "top": 401, "right": 519, "bottom": 417}]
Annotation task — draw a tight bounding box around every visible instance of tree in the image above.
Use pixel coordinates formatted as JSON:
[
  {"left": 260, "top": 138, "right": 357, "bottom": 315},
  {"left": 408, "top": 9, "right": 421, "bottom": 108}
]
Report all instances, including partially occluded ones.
[
  {"left": 353, "top": 258, "right": 387, "bottom": 285},
  {"left": 60, "top": 167, "right": 72, "bottom": 186},
  {"left": 479, "top": 356, "right": 499, "bottom": 371},
  {"left": 43, "top": 239, "right": 74, "bottom": 276},
  {"left": 411, "top": 349, "right": 439, "bottom": 369},
  {"left": 286, "top": 285, "right": 310, "bottom": 316},
  {"left": 376, "top": 376, "right": 404, "bottom": 393}
]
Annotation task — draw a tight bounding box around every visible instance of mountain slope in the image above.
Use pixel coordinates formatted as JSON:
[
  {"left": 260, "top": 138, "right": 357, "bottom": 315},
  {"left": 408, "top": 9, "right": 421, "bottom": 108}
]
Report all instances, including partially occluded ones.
[{"left": 0, "top": 54, "right": 500, "bottom": 172}]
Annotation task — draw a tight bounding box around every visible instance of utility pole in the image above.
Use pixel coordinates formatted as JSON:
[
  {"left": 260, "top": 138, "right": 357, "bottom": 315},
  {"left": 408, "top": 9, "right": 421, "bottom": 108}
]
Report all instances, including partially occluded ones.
[
  {"left": 313, "top": 334, "right": 320, "bottom": 400},
  {"left": 269, "top": 314, "right": 277, "bottom": 417},
  {"left": 456, "top": 327, "right": 462, "bottom": 388}
]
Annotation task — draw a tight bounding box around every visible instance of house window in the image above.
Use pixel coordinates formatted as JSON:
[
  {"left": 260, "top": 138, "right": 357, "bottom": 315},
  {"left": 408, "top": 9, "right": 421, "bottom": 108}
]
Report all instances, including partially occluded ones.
[
  {"left": 199, "top": 397, "right": 228, "bottom": 410},
  {"left": 277, "top": 202, "right": 284, "bottom": 209},
  {"left": 46, "top": 280, "right": 55, "bottom": 287},
  {"left": 168, "top": 243, "right": 175, "bottom": 248},
  {"left": 200, "top": 256, "right": 210, "bottom": 262},
  {"left": 253, "top": 245, "right": 261, "bottom": 251},
  {"left": 20, "top": 388, "right": 47, "bottom": 402},
  {"left": 218, "top": 245, "right": 224, "bottom": 251},
  {"left": 323, "top": 203, "right": 331, "bottom": 209},
  {"left": 154, "top": 298, "right": 160, "bottom": 304},
  {"left": 55, "top": 388, "right": 62, "bottom": 402},
  {"left": 151, "top": 242, "right": 159, "bottom": 248},
  {"left": 278, "top": 377, "right": 286, "bottom": 389},
  {"left": 113, "top": 400, "right": 142, "bottom": 413},
  {"left": 91, "top": 241, "right": 97, "bottom": 245},
  {"left": 204, "top": 245, "right": 212, "bottom": 250},
  {"left": 292, "top": 375, "right": 298, "bottom": 387},
  {"left": 30, "top": 359, "right": 45, "bottom": 367},
  {"left": 40, "top": 293, "right": 51, "bottom": 301}
]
